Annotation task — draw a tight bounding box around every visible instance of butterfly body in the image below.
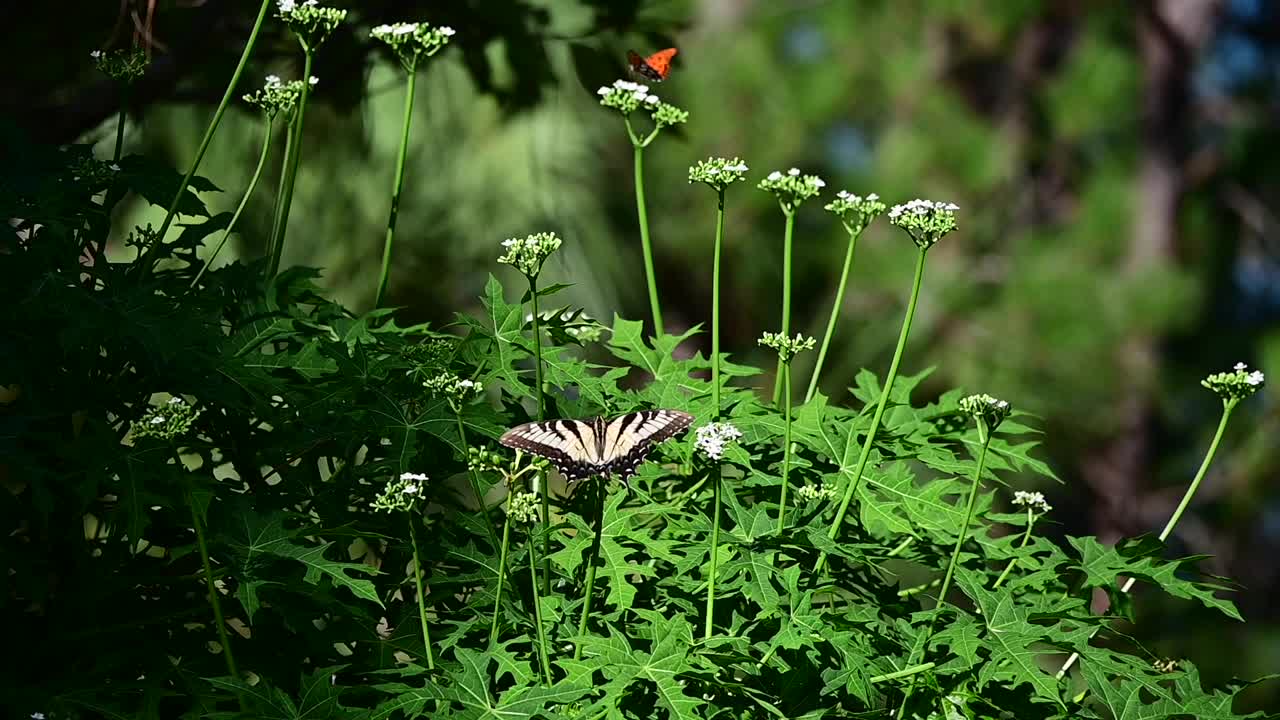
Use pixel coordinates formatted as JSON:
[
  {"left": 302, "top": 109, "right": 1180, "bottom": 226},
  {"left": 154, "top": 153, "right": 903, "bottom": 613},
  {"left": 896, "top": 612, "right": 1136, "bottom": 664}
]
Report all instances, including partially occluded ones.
[
  {"left": 499, "top": 409, "right": 694, "bottom": 485},
  {"left": 627, "top": 48, "right": 678, "bottom": 82}
]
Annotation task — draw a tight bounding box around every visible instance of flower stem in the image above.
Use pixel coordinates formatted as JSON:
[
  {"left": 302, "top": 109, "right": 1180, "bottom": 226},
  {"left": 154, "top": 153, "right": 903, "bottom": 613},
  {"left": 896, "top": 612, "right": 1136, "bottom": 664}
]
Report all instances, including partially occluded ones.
[
  {"left": 815, "top": 247, "right": 928, "bottom": 573},
  {"left": 711, "top": 191, "right": 725, "bottom": 415},
  {"left": 374, "top": 65, "right": 418, "bottom": 307},
  {"left": 190, "top": 116, "right": 273, "bottom": 290},
  {"left": 895, "top": 428, "right": 991, "bottom": 719},
  {"left": 456, "top": 413, "right": 501, "bottom": 553},
  {"left": 112, "top": 95, "right": 128, "bottom": 163},
  {"left": 187, "top": 490, "right": 239, "bottom": 681},
  {"left": 267, "top": 45, "right": 315, "bottom": 279},
  {"left": 991, "top": 508, "right": 1036, "bottom": 590},
  {"left": 632, "top": 142, "right": 664, "bottom": 337},
  {"left": 527, "top": 525, "right": 553, "bottom": 685},
  {"left": 773, "top": 211, "right": 795, "bottom": 404},
  {"left": 703, "top": 464, "right": 722, "bottom": 641},
  {"left": 806, "top": 227, "right": 861, "bottom": 402},
  {"left": 141, "top": 0, "right": 272, "bottom": 274},
  {"left": 528, "top": 277, "right": 552, "bottom": 594},
  {"left": 407, "top": 515, "right": 436, "bottom": 670},
  {"left": 488, "top": 514, "right": 512, "bottom": 647},
  {"left": 573, "top": 479, "right": 606, "bottom": 661},
  {"left": 777, "top": 362, "right": 793, "bottom": 533},
  {"left": 1055, "top": 399, "right": 1238, "bottom": 679}
]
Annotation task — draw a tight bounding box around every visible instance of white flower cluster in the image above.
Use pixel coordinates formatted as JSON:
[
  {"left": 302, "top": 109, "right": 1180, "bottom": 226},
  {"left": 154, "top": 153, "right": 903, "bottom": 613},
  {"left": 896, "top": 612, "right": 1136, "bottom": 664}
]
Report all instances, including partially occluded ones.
[
  {"left": 498, "top": 231, "right": 562, "bottom": 278},
  {"left": 689, "top": 157, "right": 750, "bottom": 191},
  {"left": 959, "top": 393, "right": 1012, "bottom": 432},
  {"left": 825, "top": 190, "right": 887, "bottom": 235},
  {"left": 131, "top": 395, "right": 201, "bottom": 441},
  {"left": 243, "top": 74, "right": 306, "bottom": 117},
  {"left": 424, "top": 372, "right": 484, "bottom": 410},
  {"left": 1012, "top": 490, "right": 1052, "bottom": 514},
  {"left": 597, "top": 79, "right": 661, "bottom": 116},
  {"left": 371, "top": 21, "right": 455, "bottom": 69},
  {"left": 506, "top": 491, "right": 540, "bottom": 524},
  {"left": 1202, "top": 362, "right": 1266, "bottom": 403},
  {"left": 758, "top": 168, "right": 826, "bottom": 212},
  {"left": 887, "top": 198, "right": 960, "bottom": 249},
  {"left": 758, "top": 331, "right": 816, "bottom": 362},
  {"left": 371, "top": 472, "right": 429, "bottom": 512},
  {"left": 278, "top": 0, "right": 346, "bottom": 47},
  {"left": 695, "top": 422, "right": 743, "bottom": 461}
]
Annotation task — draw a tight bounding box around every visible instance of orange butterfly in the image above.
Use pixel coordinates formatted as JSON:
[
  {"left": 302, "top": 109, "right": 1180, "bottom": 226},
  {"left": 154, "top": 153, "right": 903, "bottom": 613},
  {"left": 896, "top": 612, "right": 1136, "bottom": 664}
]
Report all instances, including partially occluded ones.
[{"left": 627, "top": 48, "right": 678, "bottom": 82}]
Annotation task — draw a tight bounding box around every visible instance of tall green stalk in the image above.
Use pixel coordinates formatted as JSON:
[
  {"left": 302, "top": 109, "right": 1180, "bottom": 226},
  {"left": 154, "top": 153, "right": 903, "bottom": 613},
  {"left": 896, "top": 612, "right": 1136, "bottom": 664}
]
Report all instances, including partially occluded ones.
[
  {"left": 711, "top": 191, "right": 725, "bottom": 413},
  {"left": 573, "top": 479, "right": 606, "bottom": 661},
  {"left": 815, "top": 248, "right": 929, "bottom": 573},
  {"left": 777, "top": 363, "right": 794, "bottom": 533},
  {"left": 703, "top": 464, "right": 722, "bottom": 641},
  {"left": 112, "top": 95, "right": 127, "bottom": 163},
  {"left": 527, "top": 524, "right": 553, "bottom": 685},
  {"left": 374, "top": 67, "right": 419, "bottom": 307},
  {"left": 267, "top": 47, "right": 315, "bottom": 278},
  {"left": 633, "top": 144, "right": 664, "bottom": 337},
  {"left": 528, "top": 278, "right": 552, "bottom": 593},
  {"left": 407, "top": 515, "right": 436, "bottom": 670},
  {"left": 190, "top": 117, "right": 274, "bottom": 290},
  {"left": 456, "top": 414, "right": 502, "bottom": 553},
  {"left": 488, "top": 515, "right": 512, "bottom": 647},
  {"left": 990, "top": 507, "right": 1037, "bottom": 590},
  {"left": 772, "top": 212, "right": 796, "bottom": 405},
  {"left": 806, "top": 227, "right": 861, "bottom": 402},
  {"left": 187, "top": 490, "right": 239, "bottom": 682},
  {"left": 142, "top": 0, "right": 272, "bottom": 273},
  {"left": 1055, "top": 400, "right": 1238, "bottom": 679}
]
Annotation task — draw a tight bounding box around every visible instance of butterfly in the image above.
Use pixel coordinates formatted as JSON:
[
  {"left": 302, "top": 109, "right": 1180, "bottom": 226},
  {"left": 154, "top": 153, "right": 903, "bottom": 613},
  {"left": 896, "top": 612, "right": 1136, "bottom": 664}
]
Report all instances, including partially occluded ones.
[
  {"left": 627, "top": 47, "right": 678, "bottom": 82},
  {"left": 499, "top": 409, "right": 694, "bottom": 487}
]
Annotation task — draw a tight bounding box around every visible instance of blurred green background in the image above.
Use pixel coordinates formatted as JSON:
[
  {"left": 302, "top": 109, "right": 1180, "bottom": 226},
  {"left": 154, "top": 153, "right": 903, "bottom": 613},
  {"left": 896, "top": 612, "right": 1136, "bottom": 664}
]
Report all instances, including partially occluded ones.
[{"left": 7, "top": 0, "right": 1279, "bottom": 709}]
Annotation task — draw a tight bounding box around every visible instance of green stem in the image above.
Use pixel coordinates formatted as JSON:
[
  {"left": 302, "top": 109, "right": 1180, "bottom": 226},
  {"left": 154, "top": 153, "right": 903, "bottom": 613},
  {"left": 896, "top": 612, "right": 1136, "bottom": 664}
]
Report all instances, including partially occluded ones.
[
  {"left": 407, "top": 515, "right": 436, "bottom": 670},
  {"left": 1055, "top": 399, "right": 1238, "bottom": 679},
  {"left": 703, "top": 464, "right": 722, "bottom": 640},
  {"left": 991, "top": 509, "right": 1036, "bottom": 590},
  {"left": 632, "top": 142, "right": 664, "bottom": 337},
  {"left": 141, "top": 0, "right": 271, "bottom": 273},
  {"left": 374, "top": 65, "right": 418, "bottom": 307},
  {"left": 895, "top": 429, "right": 991, "bottom": 719},
  {"left": 187, "top": 492, "right": 239, "bottom": 681},
  {"left": 264, "top": 117, "right": 295, "bottom": 268},
  {"left": 773, "top": 211, "right": 795, "bottom": 404},
  {"left": 816, "top": 248, "right": 929, "bottom": 573},
  {"left": 527, "top": 524, "right": 553, "bottom": 685},
  {"left": 897, "top": 577, "right": 942, "bottom": 598},
  {"left": 190, "top": 116, "right": 273, "bottom": 290},
  {"left": 456, "top": 413, "right": 501, "bottom": 553},
  {"left": 711, "top": 191, "right": 725, "bottom": 415},
  {"left": 573, "top": 479, "right": 606, "bottom": 661},
  {"left": 806, "top": 228, "right": 861, "bottom": 402},
  {"left": 112, "top": 96, "right": 127, "bottom": 163},
  {"left": 870, "top": 663, "right": 936, "bottom": 684},
  {"left": 528, "top": 277, "right": 551, "bottom": 594},
  {"left": 777, "top": 362, "right": 793, "bottom": 533},
  {"left": 488, "top": 513, "right": 512, "bottom": 647},
  {"left": 267, "top": 45, "right": 315, "bottom": 278}
]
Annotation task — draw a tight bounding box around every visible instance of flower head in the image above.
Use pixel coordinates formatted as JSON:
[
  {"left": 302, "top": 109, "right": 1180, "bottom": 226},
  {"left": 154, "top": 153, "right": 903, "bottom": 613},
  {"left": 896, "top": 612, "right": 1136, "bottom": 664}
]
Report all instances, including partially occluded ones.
[
  {"left": 1202, "top": 362, "right": 1265, "bottom": 404},
  {"left": 242, "top": 75, "right": 306, "bottom": 118},
  {"left": 91, "top": 47, "right": 149, "bottom": 84},
  {"left": 371, "top": 472, "right": 429, "bottom": 512},
  {"left": 371, "top": 21, "right": 455, "bottom": 70},
  {"left": 959, "top": 393, "right": 1012, "bottom": 433},
  {"left": 887, "top": 199, "right": 960, "bottom": 250},
  {"left": 597, "top": 79, "right": 689, "bottom": 131},
  {"left": 278, "top": 0, "right": 346, "bottom": 48},
  {"left": 688, "top": 157, "right": 750, "bottom": 192},
  {"left": 506, "top": 491, "right": 540, "bottom": 524},
  {"left": 424, "top": 372, "right": 484, "bottom": 411},
  {"left": 1011, "top": 490, "right": 1052, "bottom": 514},
  {"left": 825, "top": 191, "right": 887, "bottom": 236},
  {"left": 758, "top": 168, "right": 825, "bottom": 214},
  {"left": 758, "top": 332, "right": 816, "bottom": 363},
  {"left": 498, "top": 231, "right": 562, "bottom": 279},
  {"left": 402, "top": 337, "right": 456, "bottom": 373},
  {"left": 796, "top": 483, "right": 839, "bottom": 505},
  {"left": 130, "top": 395, "right": 202, "bottom": 442},
  {"left": 694, "top": 422, "right": 744, "bottom": 461}
]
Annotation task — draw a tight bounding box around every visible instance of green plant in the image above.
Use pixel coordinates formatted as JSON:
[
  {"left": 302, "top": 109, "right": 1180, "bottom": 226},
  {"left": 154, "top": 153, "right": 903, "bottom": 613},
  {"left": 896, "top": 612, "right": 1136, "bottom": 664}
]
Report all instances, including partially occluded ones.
[{"left": 1, "top": 24, "right": 1273, "bottom": 720}]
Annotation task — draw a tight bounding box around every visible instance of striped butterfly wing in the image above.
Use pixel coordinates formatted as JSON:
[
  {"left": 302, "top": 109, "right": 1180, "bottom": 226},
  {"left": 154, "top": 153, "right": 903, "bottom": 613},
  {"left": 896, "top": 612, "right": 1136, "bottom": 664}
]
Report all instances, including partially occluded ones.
[
  {"left": 598, "top": 409, "right": 695, "bottom": 481},
  {"left": 499, "top": 418, "right": 601, "bottom": 480}
]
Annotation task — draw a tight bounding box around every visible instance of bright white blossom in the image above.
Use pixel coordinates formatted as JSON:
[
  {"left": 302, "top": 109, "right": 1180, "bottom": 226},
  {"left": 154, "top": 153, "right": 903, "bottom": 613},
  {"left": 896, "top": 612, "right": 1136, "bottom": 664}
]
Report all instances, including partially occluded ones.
[
  {"left": 498, "top": 231, "right": 562, "bottom": 278},
  {"left": 371, "top": 472, "right": 428, "bottom": 512},
  {"left": 371, "top": 21, "right": 455, "bottom": 69},
  {"left": 1203, "top": 363, "right": 1265, "bottom": 403},
  {"left": 759, "top": 332, "right": 816, "bottom": 362},
  {"left": 689, "top": 157, "right": 750, "bottom": 191},
  {"left": 597, "top": 79, "right": 688, "bottom": 128},
  {"left": 887, "top": 198, "right": 960, "bottom": 249},
  {"left": 825, "top": 191, "right": 887, "bottom": 235},
  {"left": 758, "top": 168, "right": 825, "bottom": 212},
  {"left": 695, "top": 422, "right": 743, "bottom": 461},
  {"left": 1012, "top": 490, "right": 1052, "bottom": 514}
]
